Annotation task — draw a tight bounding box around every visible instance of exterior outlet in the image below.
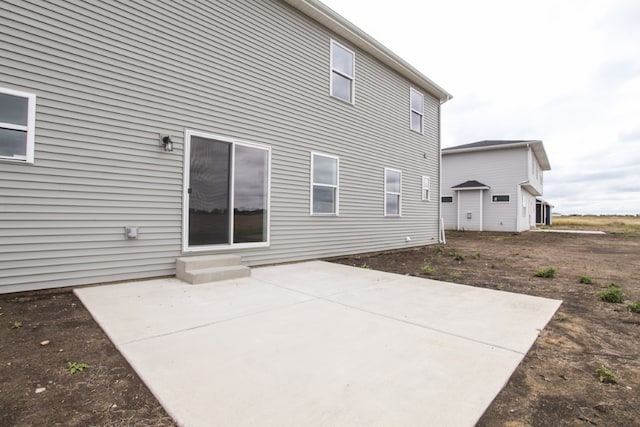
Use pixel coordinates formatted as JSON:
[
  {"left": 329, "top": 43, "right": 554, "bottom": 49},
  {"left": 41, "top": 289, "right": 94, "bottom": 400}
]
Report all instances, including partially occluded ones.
[{"left": 125, "top": 226, "right": 139, "bottom": 240}]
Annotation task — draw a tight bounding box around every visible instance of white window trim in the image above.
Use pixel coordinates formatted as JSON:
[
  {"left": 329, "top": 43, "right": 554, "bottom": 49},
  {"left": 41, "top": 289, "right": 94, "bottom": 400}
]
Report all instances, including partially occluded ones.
[
  {"left": 491, "top": 194, "right": 511, "bottom": 203},
  {"left": 0, "top": 87, "right": 36, "bottom": 164},
  {"left": 384, "top": 167, "right": 402, "bottom": 217},
  {"left": 182, "top": 129, "right": 272, "bottom": 253},
  {"left": 329, "top": 39, "right": 355, "bottom": 105},
  {"left": 421, "top": 175, "right": 431, "bottom": 201},
  {"left": 410, "top": 87, "right": 424, "bottom": 134},
  {"left": 310, "top": 152, "right": 339, "bottom": 216},
  {"left": 441, "top": 195, "right": 454, "bottom": 203}
]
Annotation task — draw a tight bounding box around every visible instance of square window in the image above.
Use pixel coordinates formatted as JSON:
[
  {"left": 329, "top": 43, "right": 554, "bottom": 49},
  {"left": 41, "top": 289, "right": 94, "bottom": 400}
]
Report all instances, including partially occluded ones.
[
  {"left": 0, "top": 87, "right": 36, "bottom": 163},
  {"left": 330, "top": 40, "right": 355, "bottom": 103},
  {"left": 384, "top": 168, "right": 402, "bottom": 216},
  {"left": 311, "top": 153, "right": 339, "bottom": 215}
]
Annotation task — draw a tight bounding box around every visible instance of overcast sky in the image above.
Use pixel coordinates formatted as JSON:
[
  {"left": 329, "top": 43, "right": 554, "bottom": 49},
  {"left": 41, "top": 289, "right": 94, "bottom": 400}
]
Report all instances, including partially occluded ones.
[{"left": 322, "top": 0, "right": 640, "bottom": 215}]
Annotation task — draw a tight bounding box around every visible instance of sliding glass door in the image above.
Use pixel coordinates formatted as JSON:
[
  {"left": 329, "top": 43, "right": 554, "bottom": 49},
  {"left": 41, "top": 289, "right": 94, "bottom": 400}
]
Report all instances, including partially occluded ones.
[{"left": 186, "top": 132, "right": 270, "bottom": 249}]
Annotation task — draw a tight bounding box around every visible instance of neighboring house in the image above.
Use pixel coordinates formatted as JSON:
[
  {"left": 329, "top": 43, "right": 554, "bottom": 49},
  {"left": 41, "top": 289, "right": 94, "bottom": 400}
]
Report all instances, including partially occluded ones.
[
  {"left": 0, "top": 0, "right": 451, "bottom": 293},
  {"left": 441, "top": 140, "right": 551, "bottom": 232}
]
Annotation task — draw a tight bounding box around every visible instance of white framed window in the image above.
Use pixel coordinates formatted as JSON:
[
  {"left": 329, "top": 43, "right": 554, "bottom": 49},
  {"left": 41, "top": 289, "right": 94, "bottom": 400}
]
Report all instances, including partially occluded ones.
[
  {"left": 0, "top": 87, "right": 36, "bottom": 163},
  {"left": 311, "top": 152, "right": 339, "bottom": 215},
  {"left": 330, "top": 40, "right": 355, "bottom": 104},
  {"left": 492, "top": 194, "right": 511, "bottom": 203},
  {"left": 410, "top": 88, "right": 424, "bottom": 133},
  {"left": 421, "top": 176, "right": 430, "bottom": 201},
  {"left": 384, "top": 168, "right": 402, "bottom": 216},
  {"left": 441, "top": 195, "right": 454, "bottom": 203}
]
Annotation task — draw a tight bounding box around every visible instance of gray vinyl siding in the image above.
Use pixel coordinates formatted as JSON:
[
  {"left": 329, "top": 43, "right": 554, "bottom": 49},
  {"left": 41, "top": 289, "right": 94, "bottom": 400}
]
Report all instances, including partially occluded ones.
[
  {"left": 0, "top": 0, "right": 442, "bottom": 293},
  {"left": 442, "top": 147, "right": 527, "bottom": 232}
]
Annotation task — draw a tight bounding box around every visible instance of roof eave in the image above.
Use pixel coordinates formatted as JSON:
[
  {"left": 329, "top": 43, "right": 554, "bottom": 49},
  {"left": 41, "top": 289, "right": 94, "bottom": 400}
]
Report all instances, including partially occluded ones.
[{"left": 282, "top": 0, "right": 453, "bottom": 103}]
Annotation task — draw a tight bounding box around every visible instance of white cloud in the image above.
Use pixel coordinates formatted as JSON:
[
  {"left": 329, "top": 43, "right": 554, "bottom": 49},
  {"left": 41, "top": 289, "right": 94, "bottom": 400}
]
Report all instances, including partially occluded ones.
[{"left": 322, "top": 0, "right": 640, "bottom": 214}]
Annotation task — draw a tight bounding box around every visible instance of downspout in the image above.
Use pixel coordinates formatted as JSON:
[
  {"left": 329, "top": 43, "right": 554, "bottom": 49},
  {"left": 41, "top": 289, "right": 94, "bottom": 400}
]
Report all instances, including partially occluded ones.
[{"left": 438, "top": 102, "right": 443, "bottom": 243}]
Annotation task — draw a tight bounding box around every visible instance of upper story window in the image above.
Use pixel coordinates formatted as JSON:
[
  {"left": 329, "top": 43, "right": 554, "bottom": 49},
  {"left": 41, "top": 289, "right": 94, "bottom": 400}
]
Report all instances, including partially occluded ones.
[
  {"left": 384, "top": 168, "right": 402, "bottom": 216},
  {"left": 330, "top": 40, "right": 355, "bottom": 104},
  {"left": 410, "top": 88, "right": 424, "bottom": 133},
  {"left": 0, "top": 87, "right": 36, "bottom": 163},
  {"left": 311, "top": 152, "right": 339, "bottom": 215}
]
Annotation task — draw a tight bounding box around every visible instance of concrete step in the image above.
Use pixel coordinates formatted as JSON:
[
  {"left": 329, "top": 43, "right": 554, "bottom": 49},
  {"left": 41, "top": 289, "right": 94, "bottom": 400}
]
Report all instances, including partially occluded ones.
[
  {"left": 180, "top": 265, "right": 251, "bottom": 285},
  {"left": 176, "top": 254, "right": 243, "bottom": 277},
  {"left": 176, "top": 254, "right": 250, "bottom": 284}
]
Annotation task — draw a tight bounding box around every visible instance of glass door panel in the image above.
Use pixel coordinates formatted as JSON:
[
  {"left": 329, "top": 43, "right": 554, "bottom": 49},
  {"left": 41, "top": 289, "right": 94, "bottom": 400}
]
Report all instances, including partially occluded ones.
[
  {"left": 233, "top": 145, "right": 268, "bottom": 243},
  {"left": 188, "top": 136, "right": 231, "bottom": 246}
]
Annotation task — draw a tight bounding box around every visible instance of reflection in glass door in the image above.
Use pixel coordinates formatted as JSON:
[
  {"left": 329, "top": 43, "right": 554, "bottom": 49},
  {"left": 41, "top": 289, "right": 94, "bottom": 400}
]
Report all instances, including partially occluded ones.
[
  {"left": 186, "top": 133, "right": 269, "bottom": 248},
  {"left": 188, "top": 137, "right": 231, "bottom": 246},
  {"left": 233, "top": 145, "right": 268, "bottom": 243}
]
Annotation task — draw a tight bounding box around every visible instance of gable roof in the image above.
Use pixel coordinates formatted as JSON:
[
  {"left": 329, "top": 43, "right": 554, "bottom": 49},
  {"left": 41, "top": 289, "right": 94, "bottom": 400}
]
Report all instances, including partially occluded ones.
[
  {"left": 282, "top": 0, "right": 452, "bottom": 103},
  {"left": 442, "top": 140, "right": 551, "bottom": 170},
  {"left": 451, "top": 180, "right": 490, "bottom": 190}
]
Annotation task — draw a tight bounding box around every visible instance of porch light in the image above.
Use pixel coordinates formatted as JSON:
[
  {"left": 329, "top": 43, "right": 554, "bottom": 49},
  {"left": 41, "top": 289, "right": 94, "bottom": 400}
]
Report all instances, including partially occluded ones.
[{"left": 161, "top": 135, "right": 173, "bottom": 152}]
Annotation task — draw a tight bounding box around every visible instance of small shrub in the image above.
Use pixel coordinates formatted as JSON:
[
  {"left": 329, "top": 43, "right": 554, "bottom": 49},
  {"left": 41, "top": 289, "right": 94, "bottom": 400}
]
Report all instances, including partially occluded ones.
[
  {"left": 598, "top": 283, "right": 624, "bottom": 303},
  {"left": 627, "top": 301, "right": 640, "bottom": 313},
  {"left": 65, "top": 362, "right": 90, "bottom": 374},
  {"left": 421, "top": 265, "right": 436, "bottom": 276},
  {"left": 473, "top": 252, "right": 481, "bottom": 259},
  {"left": 596, "top": 365, "right": 618, "bottom": 384},
  {"left": 435, "top": 246, "right": 444, "bottom": 255},
  {"left": 11, "top": 321, "right": 22, "bottom": 329},
  {"left": 555, "top": 313, "right": 569, "bottom": 321},
  {"left": 579, "top": 275, "right": 593, "bottom": 284},
  {"left": 534, "top": 267, "right": 556, "bottom": 278},
  {"left": 360, "top": 263, "right": 370, "bottom": 269}
]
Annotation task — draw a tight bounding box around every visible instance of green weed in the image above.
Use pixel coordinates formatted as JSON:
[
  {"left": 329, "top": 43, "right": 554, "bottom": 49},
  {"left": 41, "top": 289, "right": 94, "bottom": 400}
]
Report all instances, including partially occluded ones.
[
  {"left": 598, "top": 283, "right": 624, "bottom": 303},
  {"left": 596, "top": 365, "right": 618, "bottom": 384},
  {"left": 449, "top": 251, "right": 464, "bottom": 261},
  {"left": 534, "top": 267, "right": 556, "bottom": 278},
  {"left": 421, "top": 265, "right": 436, "bottom": 276},
  {"left": 627, "top": 300, "right": 640, "bottom": 313},
  {"left": 579, "top": 275, "right": 593, "bottom": 284},
  {"left": 11, "top": 321, "right": 22, "bottom": 329},
  {"left": 65, "top": 362, "right": 90, "bottom": 374}
]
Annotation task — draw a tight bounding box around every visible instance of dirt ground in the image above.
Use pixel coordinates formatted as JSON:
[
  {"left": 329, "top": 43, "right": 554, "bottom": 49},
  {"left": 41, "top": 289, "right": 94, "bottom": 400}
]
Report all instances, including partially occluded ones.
[
  {"left": 0, "top": 288, "right": 176, "bottom": 427},
  {"left": 1, "top": 225, "right": 639, "bottom": 426}
]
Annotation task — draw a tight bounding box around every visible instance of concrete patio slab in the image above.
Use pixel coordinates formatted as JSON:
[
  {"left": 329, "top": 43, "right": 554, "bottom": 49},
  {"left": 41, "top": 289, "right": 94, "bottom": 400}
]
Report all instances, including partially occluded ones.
[{"left": 76, "top": 261, "right": 561, "bottom": 427}]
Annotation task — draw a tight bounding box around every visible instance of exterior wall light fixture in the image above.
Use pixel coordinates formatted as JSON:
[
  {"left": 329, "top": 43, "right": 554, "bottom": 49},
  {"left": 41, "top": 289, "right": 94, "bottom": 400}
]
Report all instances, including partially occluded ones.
[{"left": 160, "top": 135, "right": 174, "bottom": 152}]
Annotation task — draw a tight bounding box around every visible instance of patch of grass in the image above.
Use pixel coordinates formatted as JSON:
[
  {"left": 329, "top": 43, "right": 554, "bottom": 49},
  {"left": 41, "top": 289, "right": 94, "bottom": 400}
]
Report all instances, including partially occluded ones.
[
  {"left": 627, "top": 301, "right": 640, "bottom": 313},
  {"left": 579, "top": 275, "right": 593, "bottom": 284},
  {"left": 473, "top": 251, "right": 481, "bottom": 259},
  {"left": 598, "top": 283, "right": 624, "bottom": 303},
  {"left": 596, "top": 365, "right": 618, "bottom": 384},
  {"left": 11, "top": 321, "right": 22, "bottom": 329},
  {"left": 555, "top": 313, "right": 569, "bottom": 321},
  {"left": 65, "top": 362, "right": 90, "bottom": 374},
  {"left": 421, "top": 265, "right": 436, "bottom": 276},
  {"left": 360, "top": 263, "right": 370, "bottom": 269},
  {"left": 435, "top": 246, "right": 444, "bottom": 255},
  {"left": 534, "top": 267, "right": 556, "bottom": 278}
]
